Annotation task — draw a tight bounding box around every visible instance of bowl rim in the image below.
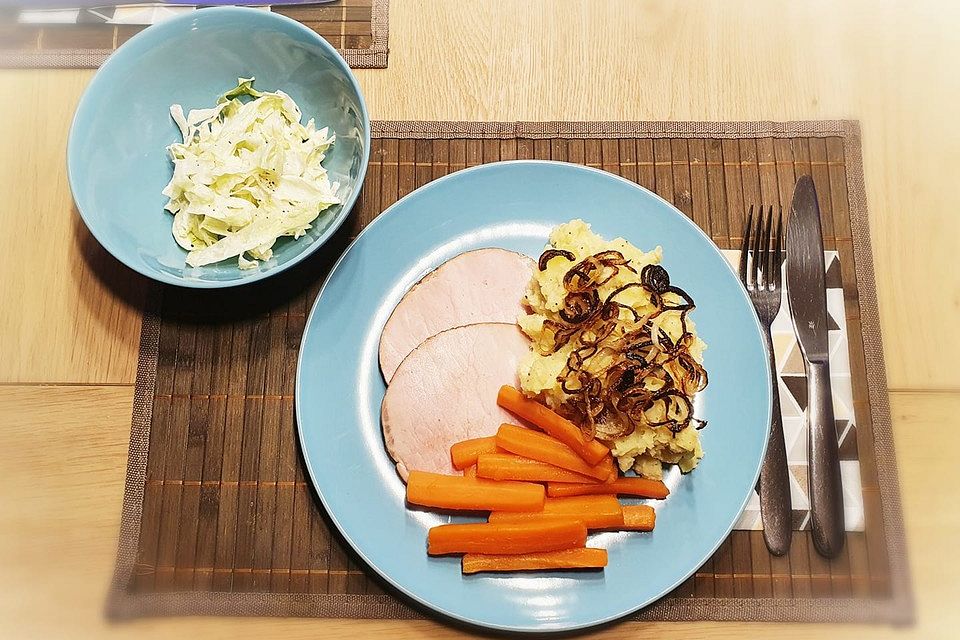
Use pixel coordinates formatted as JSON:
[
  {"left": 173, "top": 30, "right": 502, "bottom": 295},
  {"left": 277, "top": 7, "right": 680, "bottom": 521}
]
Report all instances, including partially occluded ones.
[{"left": 66, "top": 6, "right": 372, "bottom": 289}]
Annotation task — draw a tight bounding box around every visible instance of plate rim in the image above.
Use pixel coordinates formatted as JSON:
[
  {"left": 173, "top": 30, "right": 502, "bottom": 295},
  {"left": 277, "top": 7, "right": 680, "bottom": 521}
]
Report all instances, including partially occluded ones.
[
  {"left": 66, "top": 6, "right": 372, "bottom": 289},
  {"left": 295, "top": 159, "right": 773, "bottom": 632}
]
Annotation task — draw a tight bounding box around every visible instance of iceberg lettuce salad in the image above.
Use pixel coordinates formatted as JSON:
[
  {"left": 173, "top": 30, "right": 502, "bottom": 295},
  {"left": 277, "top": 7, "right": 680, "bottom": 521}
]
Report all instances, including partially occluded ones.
[{"left": 162, "top": 78, "right": 340, "bottom": 269}]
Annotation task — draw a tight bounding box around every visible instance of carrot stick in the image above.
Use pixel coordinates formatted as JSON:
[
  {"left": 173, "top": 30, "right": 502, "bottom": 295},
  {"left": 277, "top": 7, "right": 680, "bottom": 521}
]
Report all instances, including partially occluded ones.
[
  {"left": 476, "top": 453, "right": 602, "bottom": 484},
  {"left": 495, "top": 423, "right": 613, "bottom": 482},
  {"left": 462, "top": 464, "right": 477, "bottom": 479},
  {"left": 427, "top": 520, "right": 587, "bottom": 555},
  {"left": 546, "top": 477, "right": 670, "bottom": 500},
  {"left": 619, "top": 505, "right": 656, "bottom": 531},
  {"left": 489, "top": 495, "right": 624, "bottom": 529},
  {"left": 450, "top": 436, "right": 498, "bottom": 470},
  {"left": 497, "top": 385, "right": 609, "bottom": 465},
  {"left": 598, "top": 455, "right": 618, "bottom": 483},
  {"left": 462, "top": 548, "right": 608, "bottom": 573},
  {"left": 406, "top": 470, "right": 544, "bottom": 512}
]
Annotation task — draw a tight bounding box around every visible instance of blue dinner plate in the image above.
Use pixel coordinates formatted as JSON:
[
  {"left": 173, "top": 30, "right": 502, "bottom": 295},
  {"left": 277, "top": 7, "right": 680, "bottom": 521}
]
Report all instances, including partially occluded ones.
[{"left": 296, "top": 160, "right": 771, "bottom": 632}]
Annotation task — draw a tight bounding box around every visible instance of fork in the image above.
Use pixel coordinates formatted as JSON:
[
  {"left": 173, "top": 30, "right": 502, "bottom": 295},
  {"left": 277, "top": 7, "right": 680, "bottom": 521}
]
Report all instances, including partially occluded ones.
[{"left": 739, "top": 205, "right": 792, "bottom": 556}]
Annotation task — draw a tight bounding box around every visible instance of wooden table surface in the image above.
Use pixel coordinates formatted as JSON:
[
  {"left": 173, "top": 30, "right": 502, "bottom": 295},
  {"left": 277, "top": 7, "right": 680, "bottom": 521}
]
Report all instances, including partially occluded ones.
[{"left": 1, "top": 1, "right": 958, "bottom": 638}]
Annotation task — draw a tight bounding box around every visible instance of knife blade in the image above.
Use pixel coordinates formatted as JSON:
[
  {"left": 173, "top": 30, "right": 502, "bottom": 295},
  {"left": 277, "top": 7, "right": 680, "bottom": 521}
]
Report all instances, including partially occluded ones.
[{"left": 786, "top": 175, "right": 845, "bottom": 558}]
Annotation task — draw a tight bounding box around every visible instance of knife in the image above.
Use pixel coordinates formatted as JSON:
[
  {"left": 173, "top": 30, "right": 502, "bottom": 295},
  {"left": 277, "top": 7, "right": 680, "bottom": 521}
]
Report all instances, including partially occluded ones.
[{"left": 786, "top": 175, "right": 845, "bottom": 558}]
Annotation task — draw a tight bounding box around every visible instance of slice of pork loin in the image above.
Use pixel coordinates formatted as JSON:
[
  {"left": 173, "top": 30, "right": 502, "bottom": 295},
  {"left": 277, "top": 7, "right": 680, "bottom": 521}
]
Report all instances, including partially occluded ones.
[
  {"left": 378, "top": 248, "right": 535, "bottom": 382},
  {"left": 381, "top": 322, "right": 530, "bottom": 480}
]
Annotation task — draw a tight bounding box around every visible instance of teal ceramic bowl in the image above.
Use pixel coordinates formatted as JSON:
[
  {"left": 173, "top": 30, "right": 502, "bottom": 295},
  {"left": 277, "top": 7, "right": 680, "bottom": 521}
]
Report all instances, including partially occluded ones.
[{"left": 67, "top": 7, "right": 370, "bottom": 288}]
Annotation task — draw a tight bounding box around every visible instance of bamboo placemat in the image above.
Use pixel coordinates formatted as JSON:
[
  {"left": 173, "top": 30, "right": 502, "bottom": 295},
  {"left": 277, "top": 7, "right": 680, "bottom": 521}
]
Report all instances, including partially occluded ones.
[
  {"left": 0, "top": 1, "right": 389, "bottom": 69},
  {"left": 107, "top": 121, "right": 913, "bottom": 625}
]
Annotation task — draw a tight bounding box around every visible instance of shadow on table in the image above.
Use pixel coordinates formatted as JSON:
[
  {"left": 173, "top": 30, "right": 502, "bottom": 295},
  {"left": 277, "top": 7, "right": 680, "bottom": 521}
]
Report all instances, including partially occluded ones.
[
  {"left": 72, "top": 206, "right": 357, "bottom": 326},
  {"left": 71, "top": 209, "right": 150, "bottom": 375}
]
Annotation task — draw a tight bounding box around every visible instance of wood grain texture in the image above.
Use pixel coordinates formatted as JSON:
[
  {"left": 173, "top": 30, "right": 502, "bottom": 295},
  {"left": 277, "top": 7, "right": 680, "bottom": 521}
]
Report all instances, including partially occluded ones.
[
  {"left": 1, "top": 0, "right": 958, "bottom": 635},
  {"left": 3, "top": 1, "right": 959, "bottom": 387},
  {"left": 0, "top": 68, "right": 143, "bottom": 384},
  {"left": 0, "top": 386, "right": 955, "bottom": 638}
]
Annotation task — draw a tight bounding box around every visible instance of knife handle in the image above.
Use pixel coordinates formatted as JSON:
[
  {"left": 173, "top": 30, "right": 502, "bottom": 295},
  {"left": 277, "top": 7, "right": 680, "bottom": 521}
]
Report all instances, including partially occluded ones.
[
  {"left": 758, "top": 330, "right": 792, "bottom": 556},
  {"left": 807, "top": 360, "right": 845, "bottom": 558}
]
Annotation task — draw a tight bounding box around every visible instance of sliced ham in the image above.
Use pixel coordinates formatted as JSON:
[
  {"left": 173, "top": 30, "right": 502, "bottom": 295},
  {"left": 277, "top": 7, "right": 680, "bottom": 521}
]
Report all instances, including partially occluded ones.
[
  {"left": 378, "top": 248, "right": 535, "bottom": 382},
  {"left": 381, "top": 322, "right": 530, "bottom": 480}
]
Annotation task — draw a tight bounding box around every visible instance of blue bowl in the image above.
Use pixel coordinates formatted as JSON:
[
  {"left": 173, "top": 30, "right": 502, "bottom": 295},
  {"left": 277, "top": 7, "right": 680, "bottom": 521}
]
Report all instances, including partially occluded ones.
[{"left": 68, "top": 7, "right": 370, "bottom": 288}]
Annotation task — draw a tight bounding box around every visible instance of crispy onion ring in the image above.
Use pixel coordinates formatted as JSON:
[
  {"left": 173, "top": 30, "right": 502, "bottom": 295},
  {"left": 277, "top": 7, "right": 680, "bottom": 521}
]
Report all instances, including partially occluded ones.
[
  {"left": 537, "top": 247, "right": 707, "bottom": 438},
  {"left": 538, "top": 249, "right": 576, "bottom": 271},
  {"left": 643, "top": 390, "right": 694, "bottom": 433},
  {"left": 559, "top": 289, "right": 600, "bottom": 324},
  {"left": 641, "top": 264, "right": 671, "bottom": 293},
  {"left": 564, "top": 259, "right": 613, "bottom": 293},
  {"left": 563, "top": 250, "right": 638, "bottom": 293}
]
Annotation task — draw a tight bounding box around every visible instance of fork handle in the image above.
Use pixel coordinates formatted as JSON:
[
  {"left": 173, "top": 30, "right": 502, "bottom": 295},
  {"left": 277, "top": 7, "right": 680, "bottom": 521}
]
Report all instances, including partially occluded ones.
[{"left": 758, "top": 328, "right": 792, "bottom": 556}]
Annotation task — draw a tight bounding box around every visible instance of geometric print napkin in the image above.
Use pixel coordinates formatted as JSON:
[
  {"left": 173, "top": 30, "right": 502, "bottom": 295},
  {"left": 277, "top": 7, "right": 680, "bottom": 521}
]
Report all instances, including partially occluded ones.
[{"left": 722, "top": 250, "right": 864, "bottom": 532}]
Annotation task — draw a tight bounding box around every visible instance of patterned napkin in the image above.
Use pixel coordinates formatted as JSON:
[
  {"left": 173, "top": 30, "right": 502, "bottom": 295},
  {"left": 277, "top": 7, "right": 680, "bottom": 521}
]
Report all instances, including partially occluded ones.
[{"left": 722, "top": 250, "right": 864, "bottom": 532}]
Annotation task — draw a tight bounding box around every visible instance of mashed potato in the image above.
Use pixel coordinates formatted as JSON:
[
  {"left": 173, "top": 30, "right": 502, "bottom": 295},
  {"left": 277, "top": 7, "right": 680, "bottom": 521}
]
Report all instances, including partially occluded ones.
[{"left": 517, "top": 219, "right": 707, "bottom": 479}]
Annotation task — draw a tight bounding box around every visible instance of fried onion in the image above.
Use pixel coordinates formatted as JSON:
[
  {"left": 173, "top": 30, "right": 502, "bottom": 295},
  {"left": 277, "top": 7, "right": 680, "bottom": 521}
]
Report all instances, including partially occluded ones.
[{"left": 537, "top": 246, "right": 708, "bottom": 439}]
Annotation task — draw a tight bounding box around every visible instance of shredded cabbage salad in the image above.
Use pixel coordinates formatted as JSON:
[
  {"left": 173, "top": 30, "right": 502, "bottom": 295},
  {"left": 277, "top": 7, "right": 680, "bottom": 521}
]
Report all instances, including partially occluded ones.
[{"left": 162, "top": 78, "right": 340, "bottom": 269}]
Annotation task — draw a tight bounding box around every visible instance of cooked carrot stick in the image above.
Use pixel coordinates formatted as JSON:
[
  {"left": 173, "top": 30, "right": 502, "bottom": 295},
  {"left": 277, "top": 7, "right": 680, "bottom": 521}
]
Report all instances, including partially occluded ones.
[
  {"left": 598, "top": 454, "right": 618, "bottom": 483},
  {"left": 546, "top": 477, "right": 670, "bottom": 499},
  {"left": 476, "top": 453, "right": 601, "bottom": 484},
  {"left": 462, "top": 464, "right": 477, "bottom": 479},
  {"left": 619, "top": 505, "right": 656, "bottom": 531},
  {"left": 406, "top": 470, "right": 544, "bottom": 512},
  {"left": 461, "top": 548, "right": 608, "bottom": 573},
  {"left": 489, "top": 495, "right": 624, "bottom": 529},
  {"left": 428, "top": 520, "right": 587, "bottom": 556},
  {"left": 450, "top": 436, "right": 498, "bottom": 470},
  {"left": 495, "top": 424, "right": 613, "bottom": 482},
  {"left": 497, "top": 385, "right": 609, "bottom": 465}
]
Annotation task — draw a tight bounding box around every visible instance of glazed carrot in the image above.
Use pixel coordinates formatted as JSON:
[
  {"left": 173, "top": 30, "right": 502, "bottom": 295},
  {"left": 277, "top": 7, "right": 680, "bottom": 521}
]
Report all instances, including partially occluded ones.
[
  {"left": 428, "top": 520, "right": 587, "bottom": 555},
  {"left": 461, "top": 548, "right": 608, "bottom": 573},
  {"left": 597, "top": 454, "right": 618, "bottom": 483},
  {"left": 450, "top": 436, "right": 498, "bottom": 470},
  {"left": 495, "top": 424, "right": 612, "bottom": 482},
  {"left": 619, "top": 505, "right": 656, "bottom": 531},
  {"left": 546, "top": 477, "right": 670, "bottom": 500},
  {"left": 489, "top": 495, "right": 624, "bottom": 529},
  {"left": 406, "top": 470, "right": 544, "bottom": 512},
  {"left": 476, "top": 453, "right": 602, "bottom": 484},
  {"left": 497, "top": 385, "right": 609, "bottom": 465},
  {"left": 462, "top": 464, "right": 477, "bottom": 479}
]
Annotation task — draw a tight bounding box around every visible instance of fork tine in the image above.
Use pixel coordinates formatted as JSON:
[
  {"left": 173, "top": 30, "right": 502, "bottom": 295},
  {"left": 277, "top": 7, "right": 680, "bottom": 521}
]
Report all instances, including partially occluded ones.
[
  {"left": 761, "top": 205, "right": 774, "bottom": 289},
  {"left": 772, "top": 205, "right": 784, "bottom": 288},
  {"left": 752, "top": 204, "right": 765, "bottom": 288},
  {"left": 739, "top": 205, "right": 753, "bottom": 285}
]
